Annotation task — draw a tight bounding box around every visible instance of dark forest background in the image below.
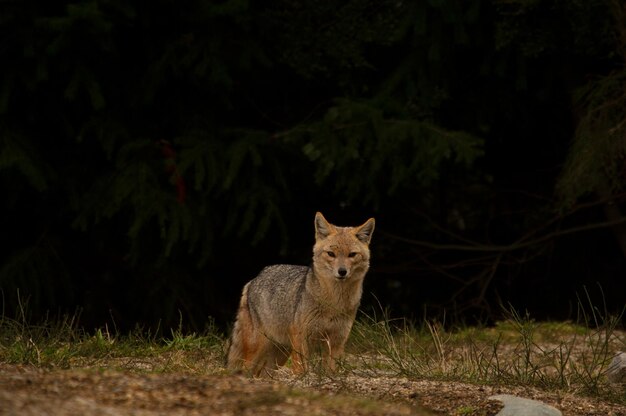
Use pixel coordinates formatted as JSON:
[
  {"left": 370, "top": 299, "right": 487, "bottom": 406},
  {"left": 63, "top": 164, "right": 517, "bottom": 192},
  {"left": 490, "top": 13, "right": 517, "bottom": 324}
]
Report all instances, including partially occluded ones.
[{"left": 1, "top": 0, "right": 625, "bottom": 332}]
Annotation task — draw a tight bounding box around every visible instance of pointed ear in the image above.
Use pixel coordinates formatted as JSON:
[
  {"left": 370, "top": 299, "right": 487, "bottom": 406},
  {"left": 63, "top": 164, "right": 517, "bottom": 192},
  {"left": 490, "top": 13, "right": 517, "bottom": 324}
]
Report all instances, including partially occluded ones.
[
  {"left": 315, "top": 212, "right": 334, "bottom": 240},
  {"left": 355, "top": 218, "right": 375, "bottom": 244}
]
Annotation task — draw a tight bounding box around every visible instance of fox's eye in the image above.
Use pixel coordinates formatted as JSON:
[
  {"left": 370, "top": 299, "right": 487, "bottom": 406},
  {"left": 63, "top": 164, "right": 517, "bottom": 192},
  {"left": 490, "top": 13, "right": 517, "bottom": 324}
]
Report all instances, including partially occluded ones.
[
  {"left": 348, "top": 252, "right": 358, "bottom": 258},
  {"left": 326, "top": 251, "right": 336, "bottom": 258}
]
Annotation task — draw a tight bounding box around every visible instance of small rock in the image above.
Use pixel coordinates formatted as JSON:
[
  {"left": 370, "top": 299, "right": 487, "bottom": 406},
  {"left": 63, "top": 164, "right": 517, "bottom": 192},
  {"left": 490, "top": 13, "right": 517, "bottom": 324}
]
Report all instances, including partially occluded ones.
[
  {"left": 607, "top": 351, "right": 626, "bottom": 384},
  {"left": 489, "top": 394, "right": 561, "bottom": 416}
]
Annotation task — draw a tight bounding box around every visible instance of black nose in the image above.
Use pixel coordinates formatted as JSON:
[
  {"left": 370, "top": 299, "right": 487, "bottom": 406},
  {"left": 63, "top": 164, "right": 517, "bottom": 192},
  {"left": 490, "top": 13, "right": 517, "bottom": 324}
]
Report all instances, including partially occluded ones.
[{"left": 338, "top": 268, "right": 347, "bottom": 277}]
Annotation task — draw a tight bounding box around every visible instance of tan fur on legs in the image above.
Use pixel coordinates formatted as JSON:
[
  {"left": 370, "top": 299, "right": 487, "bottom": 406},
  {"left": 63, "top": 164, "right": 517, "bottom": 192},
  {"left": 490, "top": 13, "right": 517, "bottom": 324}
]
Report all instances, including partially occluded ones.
[
  {"left": 289, "top": 326, "right": 309, "bottom": 374},
  {"left": 250, "top": 339, "right": 289, "bottom": 376}
]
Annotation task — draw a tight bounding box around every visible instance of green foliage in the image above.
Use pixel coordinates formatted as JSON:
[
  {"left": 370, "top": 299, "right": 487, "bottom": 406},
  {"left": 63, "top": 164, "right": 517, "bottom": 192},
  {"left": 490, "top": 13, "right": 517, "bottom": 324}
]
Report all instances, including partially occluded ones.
[
  {"left": 557, "top": 69, "right": 626, "bottom": 208},
  {"left": 493, "top": 0, "right": 613, "bottom": 58},
  {"left": 2, "top": 1, "right": 486, "bottom": 275},
  {"left": 0, "top": 0, "right": 296, "bottom": 323},
  {"left": 265, "top": 0, "right": 406, "bottom": 78},
  {"left": 0, "top": 131, "right": 51, "bottom": 192},
  {"left": 556, "top": 0, "right": 626, "bottom": 208},
  {"left": 285, "top": 99, "right": 484, "bottom": 206},
  {"left": 0, "top": 0, "right": 623, "bottom": 329}
]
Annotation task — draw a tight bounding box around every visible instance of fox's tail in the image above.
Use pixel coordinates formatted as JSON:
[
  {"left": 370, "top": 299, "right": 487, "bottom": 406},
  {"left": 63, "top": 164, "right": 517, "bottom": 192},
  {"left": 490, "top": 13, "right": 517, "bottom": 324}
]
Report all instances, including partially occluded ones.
[{"left": 226, "top": 283, "right": 251, "bottom": 370}]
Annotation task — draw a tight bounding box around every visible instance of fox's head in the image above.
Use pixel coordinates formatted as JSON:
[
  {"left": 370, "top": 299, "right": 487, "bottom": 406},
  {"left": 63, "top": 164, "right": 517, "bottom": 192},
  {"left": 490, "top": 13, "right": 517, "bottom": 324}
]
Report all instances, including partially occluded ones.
[{"left": 312, "top": 212, "right": 375, "bottom": 281}]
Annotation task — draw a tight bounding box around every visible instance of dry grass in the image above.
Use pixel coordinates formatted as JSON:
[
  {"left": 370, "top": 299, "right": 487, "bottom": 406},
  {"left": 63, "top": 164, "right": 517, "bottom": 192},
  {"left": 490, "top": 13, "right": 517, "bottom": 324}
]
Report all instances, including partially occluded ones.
[{"left": 345, "top": 309, "right": 625, "bottom": 401}]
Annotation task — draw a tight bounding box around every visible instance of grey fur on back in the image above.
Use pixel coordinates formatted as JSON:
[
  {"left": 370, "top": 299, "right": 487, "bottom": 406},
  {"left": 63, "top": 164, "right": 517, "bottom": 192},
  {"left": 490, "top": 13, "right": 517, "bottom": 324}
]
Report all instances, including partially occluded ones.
[{"left": 246, "top": 265, "right": 310, "bottom": 344}]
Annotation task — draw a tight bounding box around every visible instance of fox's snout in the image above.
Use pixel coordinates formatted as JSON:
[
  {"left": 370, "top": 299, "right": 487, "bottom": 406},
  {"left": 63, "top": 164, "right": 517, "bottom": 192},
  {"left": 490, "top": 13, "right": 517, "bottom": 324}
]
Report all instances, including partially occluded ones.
[
  {"left": 329, "top": 258, "right": 353, "bottom": 280},
  {"left": 336, "top": 266, "right": 348, "bottom": 279}
]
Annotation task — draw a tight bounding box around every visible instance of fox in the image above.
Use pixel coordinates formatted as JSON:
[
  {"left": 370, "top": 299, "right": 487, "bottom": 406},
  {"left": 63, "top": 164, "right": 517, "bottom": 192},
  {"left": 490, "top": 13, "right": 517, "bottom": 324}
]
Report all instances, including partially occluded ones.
[{"left": 226, "top": 212, "right": 375, "bottom": 376}]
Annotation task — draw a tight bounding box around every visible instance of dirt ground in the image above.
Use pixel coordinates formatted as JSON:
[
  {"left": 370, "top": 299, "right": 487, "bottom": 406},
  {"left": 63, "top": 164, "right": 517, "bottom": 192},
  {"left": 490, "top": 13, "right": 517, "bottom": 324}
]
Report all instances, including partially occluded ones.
[{"left": 0, "top": 364, "right": 624, "bottom": 416}]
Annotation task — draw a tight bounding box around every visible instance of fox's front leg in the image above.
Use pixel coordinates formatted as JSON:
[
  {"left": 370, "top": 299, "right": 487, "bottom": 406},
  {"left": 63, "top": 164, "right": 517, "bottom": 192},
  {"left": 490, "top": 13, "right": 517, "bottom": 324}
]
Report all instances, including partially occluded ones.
[
  {"left": 322, "top": 336, "right": 346, "bottom": 372},
  {"left": 290, "top": 349, "right": 308, "bottom": 374},
  {"left": 289, "top": 328, "right": 309, "bottom": 374}
]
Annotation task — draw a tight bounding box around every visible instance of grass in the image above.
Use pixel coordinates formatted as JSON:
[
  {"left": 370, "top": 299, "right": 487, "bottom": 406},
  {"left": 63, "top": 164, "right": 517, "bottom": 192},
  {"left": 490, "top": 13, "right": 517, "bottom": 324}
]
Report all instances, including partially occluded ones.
[
  {"left": 0, "top": 296, "right": 624, "bottom": 405},
  {"left": 346, "top": 301, "right": 625, "bottom": 402},
  {"left": 0, "top": 301, "right": 226, "bottom": 373}
]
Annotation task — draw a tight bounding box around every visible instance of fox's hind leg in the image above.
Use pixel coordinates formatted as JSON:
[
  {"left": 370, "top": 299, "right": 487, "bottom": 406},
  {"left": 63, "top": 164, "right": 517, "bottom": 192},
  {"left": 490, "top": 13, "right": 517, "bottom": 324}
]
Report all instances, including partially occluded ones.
[
  {"left": 227, "top": 283, "right": 291, "bottom": 376},
  {"left": 227, "top": 283, "right": 257, "bottom": 371},
  {"left": 249, "top": 338, "right": 290, "bottom": 376}
]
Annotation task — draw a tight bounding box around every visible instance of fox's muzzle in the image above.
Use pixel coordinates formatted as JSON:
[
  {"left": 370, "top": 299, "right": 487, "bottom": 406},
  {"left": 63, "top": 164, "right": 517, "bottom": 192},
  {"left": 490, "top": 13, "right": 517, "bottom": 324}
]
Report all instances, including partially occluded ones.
[{"left": 336, "top": 267, "right": 348, "bottom": 279}]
